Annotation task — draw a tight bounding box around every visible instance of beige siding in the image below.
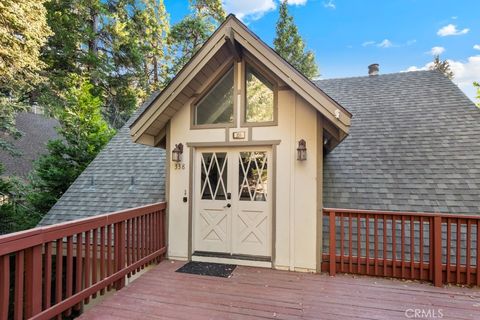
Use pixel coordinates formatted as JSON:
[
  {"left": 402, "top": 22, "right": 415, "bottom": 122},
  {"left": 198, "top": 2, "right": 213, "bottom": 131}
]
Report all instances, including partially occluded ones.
[{"left": 167, "top": 82, "right": 320, "bottom": 271}]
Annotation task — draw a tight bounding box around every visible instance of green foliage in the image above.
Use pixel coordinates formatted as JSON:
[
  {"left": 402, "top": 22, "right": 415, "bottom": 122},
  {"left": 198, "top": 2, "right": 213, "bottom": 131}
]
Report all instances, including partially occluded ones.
[
  {"left": 29, "top": 78, "right": 115, "bottom": 214},
  {"left": 273, "top": 0, "right": 318, "bottom": 79},
  {"left": 0, "top": 0, "right": 52, "bottom": 154},
  {"left": 168, "top": 0, "right": 226, "bottom": 76},
  {"left": 430, "top": 55, "right": 454, "bottom": 79},
  {"left": 474, "top": 82, "right": 480, "bottom": 108},
  {"left": 0, "top": 164, "right": 41, "bottom": 233},
  {"left": 40, "top": 0, "right": 171, "bottom": 129}
]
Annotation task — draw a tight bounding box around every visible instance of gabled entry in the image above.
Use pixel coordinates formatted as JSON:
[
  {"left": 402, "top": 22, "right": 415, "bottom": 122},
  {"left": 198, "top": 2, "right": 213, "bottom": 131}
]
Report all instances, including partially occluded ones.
[{"left": 129, "top": 14, "right": 353, "bottom": 271}]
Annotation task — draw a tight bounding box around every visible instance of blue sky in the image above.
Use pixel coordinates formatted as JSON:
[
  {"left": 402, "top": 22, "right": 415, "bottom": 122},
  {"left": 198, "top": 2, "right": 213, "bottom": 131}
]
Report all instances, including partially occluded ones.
[{"left": 164, "top": 0, "right": 479, "bottom": 101}]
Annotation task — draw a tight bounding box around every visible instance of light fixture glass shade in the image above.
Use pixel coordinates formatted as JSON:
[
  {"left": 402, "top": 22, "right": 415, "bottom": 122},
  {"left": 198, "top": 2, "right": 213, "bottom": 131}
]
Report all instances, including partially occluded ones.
[
  {"left": 297, "top": 139, "right": 307, "bottom": 161},
  {"left": 172, "top": 143, "right": 183, "bottom": 162}
]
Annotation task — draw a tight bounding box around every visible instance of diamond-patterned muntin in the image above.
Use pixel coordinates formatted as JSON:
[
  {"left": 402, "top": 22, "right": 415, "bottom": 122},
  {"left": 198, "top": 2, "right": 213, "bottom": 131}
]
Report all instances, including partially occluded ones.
[
  {"left": 201, "top": 152, "right": 228, "bottom": 200},
  {"left": 238, "top": 152, "right": 268, "bottom": 201}
]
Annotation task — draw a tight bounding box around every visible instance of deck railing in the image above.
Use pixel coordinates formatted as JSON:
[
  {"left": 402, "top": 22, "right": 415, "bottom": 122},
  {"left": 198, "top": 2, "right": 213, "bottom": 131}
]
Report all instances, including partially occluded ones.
[
  {"left": 322, "top": 208, "right": 480, "bottom": 287},
  {"left": 0, "top": 202, "right": 166, "bottom": 320}
]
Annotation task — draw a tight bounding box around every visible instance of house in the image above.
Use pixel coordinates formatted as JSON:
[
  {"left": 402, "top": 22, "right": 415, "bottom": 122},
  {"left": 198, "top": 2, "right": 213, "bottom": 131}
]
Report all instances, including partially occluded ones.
[
  {"left": 39, "top": 15, "right": 480, "bottom": 274},
  {"left": 0, "top": 110, "right": 59, "bottom": 178}
]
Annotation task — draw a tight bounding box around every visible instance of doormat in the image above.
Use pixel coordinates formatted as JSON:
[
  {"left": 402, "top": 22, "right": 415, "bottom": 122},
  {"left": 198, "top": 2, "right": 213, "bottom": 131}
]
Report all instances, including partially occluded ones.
[{"left": 175, "top": 261, "right": 236, "bottom": 278}]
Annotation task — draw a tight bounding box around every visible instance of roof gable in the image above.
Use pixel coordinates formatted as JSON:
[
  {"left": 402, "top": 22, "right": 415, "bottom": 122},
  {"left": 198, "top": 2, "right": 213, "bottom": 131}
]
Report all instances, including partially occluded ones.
[{"left": 130, "top": 14, "right": 351, "bottom": 147}]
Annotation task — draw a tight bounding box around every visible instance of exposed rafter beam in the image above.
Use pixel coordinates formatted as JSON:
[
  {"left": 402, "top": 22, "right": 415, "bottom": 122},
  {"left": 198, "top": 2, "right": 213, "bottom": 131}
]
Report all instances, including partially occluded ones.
[{"left": 225, "top": 27, "right": 242, "bottom": 61}]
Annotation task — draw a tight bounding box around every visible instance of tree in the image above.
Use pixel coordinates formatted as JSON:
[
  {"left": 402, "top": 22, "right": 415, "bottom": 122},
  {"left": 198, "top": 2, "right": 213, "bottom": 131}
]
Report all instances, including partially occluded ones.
[
  {"left": 474, "top": 82, "right": 480, "bottom": 108},
  {"left": 273, "top": 0, "right": 318, "bottom": 79},
  {"left": 429, "top": 55, "right": 454, "bottom": 79},
  {"left": 40, "top": 0, "right": 172, "bottom": 129},
  {"left": 168, "top": 0, "right": 226, "bottom": 76},
  {"left": 28, "top": 77, "right": 115, "bottom": 213},
  {"left": 0, "top": 0, "right": 52, "bottom": 154}
]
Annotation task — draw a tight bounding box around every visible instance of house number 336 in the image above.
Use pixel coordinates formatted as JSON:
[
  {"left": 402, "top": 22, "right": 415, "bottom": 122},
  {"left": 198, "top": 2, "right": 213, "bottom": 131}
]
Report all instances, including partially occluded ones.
[{"left": 174, "top": 163, "right": 185, "bottom": 170}]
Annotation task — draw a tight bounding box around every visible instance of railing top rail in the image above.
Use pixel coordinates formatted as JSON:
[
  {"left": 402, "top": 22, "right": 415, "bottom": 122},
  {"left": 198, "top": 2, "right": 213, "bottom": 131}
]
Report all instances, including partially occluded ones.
[
  {"left": 323, "top": 207, "right": 480, "bottom": 220},
  {"left": 0, "top": 202, "right": 166, "bottom": 256}
]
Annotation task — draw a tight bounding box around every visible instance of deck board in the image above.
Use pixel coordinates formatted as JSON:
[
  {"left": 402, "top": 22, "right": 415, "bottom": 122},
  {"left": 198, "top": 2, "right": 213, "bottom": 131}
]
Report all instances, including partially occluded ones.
[{"left": 80, "top": 260, "right": 480, "bottom": 320}]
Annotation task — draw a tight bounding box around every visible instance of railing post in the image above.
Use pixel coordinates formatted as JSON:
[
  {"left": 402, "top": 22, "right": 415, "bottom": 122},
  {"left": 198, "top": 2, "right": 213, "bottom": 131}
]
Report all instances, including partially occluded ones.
[
  {"left": 25, "top": 245, "right": 42, "bottom": 318},
  {"left": 115, "top": 221, "right": 126, "bottom": 290},
  {"left": 329, "top": 211, "right": 336, "bottom": 276},
  {"left": 433, "top": 215, "right": 442, "bottom": 287},
  {"left": 0, "top": 255, "right": 9, "bottom": 320}
]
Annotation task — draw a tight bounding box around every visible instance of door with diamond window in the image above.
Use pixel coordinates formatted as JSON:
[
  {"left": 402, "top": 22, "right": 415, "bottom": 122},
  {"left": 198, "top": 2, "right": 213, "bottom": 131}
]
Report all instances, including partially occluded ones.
[{"left": 194, "top": 148, "right": 272, "bottom": 258}]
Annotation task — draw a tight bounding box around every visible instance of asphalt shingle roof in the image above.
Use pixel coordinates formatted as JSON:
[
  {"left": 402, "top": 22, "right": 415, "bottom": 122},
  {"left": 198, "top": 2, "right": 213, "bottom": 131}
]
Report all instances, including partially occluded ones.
[
  {"left": 39, "top": 70, "right": 480, "bottom": 225},
  {"left": 39, "top": 94, "right": 165, "bottom": 225},
  {"left": 0, "top": 112, "right": 59, "bottom": 178},
  {"left": 316, "top": 70, "right": 480, "bottom": 214}
]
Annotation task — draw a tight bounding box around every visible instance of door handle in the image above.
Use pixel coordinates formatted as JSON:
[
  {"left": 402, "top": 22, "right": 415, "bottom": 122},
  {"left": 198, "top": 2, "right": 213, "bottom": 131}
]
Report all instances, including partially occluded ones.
[{"left": 225, "top": 203, "right": 231, "bottom": 208}]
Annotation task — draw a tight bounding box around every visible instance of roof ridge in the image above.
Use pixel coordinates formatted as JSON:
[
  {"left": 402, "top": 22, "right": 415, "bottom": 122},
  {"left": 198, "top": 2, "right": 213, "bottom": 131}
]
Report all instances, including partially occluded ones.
[{"left": 315, "top": 70, "right": 438, "bottom": 82}]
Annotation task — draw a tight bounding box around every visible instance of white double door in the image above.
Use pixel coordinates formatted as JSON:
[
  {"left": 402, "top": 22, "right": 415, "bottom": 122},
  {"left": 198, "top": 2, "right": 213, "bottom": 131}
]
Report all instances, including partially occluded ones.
[{"left": 194, "top": 147, "right": 272, "bottom": 258}]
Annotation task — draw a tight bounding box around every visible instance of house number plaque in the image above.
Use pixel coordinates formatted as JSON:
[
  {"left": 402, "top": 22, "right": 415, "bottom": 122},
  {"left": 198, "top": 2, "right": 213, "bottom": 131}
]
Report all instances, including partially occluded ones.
[{"left": 232, "top": 131, "right": 246, "bottom": 139}]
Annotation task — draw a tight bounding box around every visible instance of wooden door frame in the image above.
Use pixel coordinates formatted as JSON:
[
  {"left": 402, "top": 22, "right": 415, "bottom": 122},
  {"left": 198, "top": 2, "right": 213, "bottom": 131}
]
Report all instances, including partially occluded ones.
[{"left": 187, "top": 141, "right": 278, "bottom": 265}]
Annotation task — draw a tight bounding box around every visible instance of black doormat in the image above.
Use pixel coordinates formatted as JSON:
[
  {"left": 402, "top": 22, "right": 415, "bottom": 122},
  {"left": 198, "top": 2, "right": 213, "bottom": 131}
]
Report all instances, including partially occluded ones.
[{"left": 176, "top": 261, "right": 236, "bottom": 278}]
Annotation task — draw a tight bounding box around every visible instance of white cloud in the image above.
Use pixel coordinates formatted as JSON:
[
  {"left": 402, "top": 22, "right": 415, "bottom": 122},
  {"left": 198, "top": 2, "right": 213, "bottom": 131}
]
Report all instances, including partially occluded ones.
[
  {"left": 223, "top": 0, "right": 276, "bottom": 21},
  {"left": 428, "top": 46, "right": 446, "bottom": 55},
  {"left": 323, "top": 0, "right": 336, "bottom": 9},
  {"left": 362, "top": 41, "right": 375, "bottom": 47},
  {"left": 474, "top": 44, "right": 480, "bottom": 50},
  {"left": 377, "top": 39, "right": 393, "bottom": 48},
  {"left": 404, "top": 55, "right": 480, "bottom": 101},
  {"left": 223, "top": 0, "right": 309, "bottom": 21},
  {"left": 287, "top": 0, "right": 308, "bottom": 5},
  {"left": 437, "top": 24, "right": 469, "bottom": 36}
]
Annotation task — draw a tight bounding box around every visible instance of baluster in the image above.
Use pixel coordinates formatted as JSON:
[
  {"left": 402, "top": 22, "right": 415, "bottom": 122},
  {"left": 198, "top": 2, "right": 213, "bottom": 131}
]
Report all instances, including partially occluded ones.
[
  {"left": 392, "top": 216, "right": 396, "bottom": 277},
  {"left": 329, "top": 211, "right": 336, "bottom": 276},
  {"left": 420, "top": 217, "right": 424, "bottom": 280},
  {"left": 456, "top": 220, "right": 461, "bottom": 284},
  {"left": 349, "top": 213, "right": 353, "bottom": 273},
  {"left": 401, "top": 216, "right": 405, "bottom": 278},
  {"left": 25, "top": 245, "right": 42, "bottom": 318},
  {"left": 374, "top": 215, "right": 378, "bottom": 276},
  {"left": 446, "top": 219, "right": 451, "bottom": 283},
  {"left": 466, "top": 220, "right": 471, "bottom": 285},
  {"left": 44, "top": 242, "right": 53, "bottom": 309},
  {"left": 383, "top": 216, "right": 387, "bottom": 276},
  {"left": 100, "top": 226, "right": 105, "bottom": 295},
  {"left": 55, "top": 239, "right": 63, "bottom": 320},
  {"left": 340, "top": 213, "right": 344, "bottom": 273},
  {"left": 84, "top": 230, "right": 91, "bottom": 304},
  {"left": 92, "top": 229, "right": 98, "bottom": 298},
  {"left": 0, "top": 254, "right": 9, "bottom": 320},
  {"left": 74, "top": 233, "right": 83, "bottom": 311},
  {"left": 14, "top": 251, "right": 24, "bottom": 320},
  {"left": 366, "top": 214, "right": 370, "bottom": 275}
]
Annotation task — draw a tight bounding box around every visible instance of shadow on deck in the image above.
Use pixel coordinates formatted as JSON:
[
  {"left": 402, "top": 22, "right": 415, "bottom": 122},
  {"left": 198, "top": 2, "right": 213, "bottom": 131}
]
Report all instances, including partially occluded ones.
[{"left": 80, "top": 260, "right": 480, "bottom": 320}]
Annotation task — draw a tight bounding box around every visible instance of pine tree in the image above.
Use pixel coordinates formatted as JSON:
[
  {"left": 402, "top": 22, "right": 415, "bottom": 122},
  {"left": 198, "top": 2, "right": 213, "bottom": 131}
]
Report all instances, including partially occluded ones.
[
  {"left": 40, "top": 0, "right": 172, "bottom": 129},
  {"left": 29, "top": 77, "right": 115, "bottom": 213},
  {"left": 273, "top": 0, "right": 318, "bottom": 79},
  {"left": 429, "top": 55, "right": 454, "bottom": 79},
  {"left": 474, "top": 82, "right": 480, "bottom": 108},
  {"left": 0, "top": 0, "right": 52, "bottom": 154},
  {"left": 168, "top": 0, "right": 226, "bottom": 76}
]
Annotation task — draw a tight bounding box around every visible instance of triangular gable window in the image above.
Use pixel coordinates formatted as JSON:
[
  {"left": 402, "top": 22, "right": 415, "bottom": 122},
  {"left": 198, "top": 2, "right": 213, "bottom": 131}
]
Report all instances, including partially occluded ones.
[
  {"left": 194, "top": 67, "right": 234, "bottom": 125},
  {"left": 245, "top": 64, "right": 274, "bottom": 123}
]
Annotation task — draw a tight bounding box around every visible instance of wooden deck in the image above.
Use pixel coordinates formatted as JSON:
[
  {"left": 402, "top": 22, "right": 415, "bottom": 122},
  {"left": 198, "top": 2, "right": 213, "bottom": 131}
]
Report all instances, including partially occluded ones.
[{"left": 80, "top": 260, "right": 480, "bottom": 320}]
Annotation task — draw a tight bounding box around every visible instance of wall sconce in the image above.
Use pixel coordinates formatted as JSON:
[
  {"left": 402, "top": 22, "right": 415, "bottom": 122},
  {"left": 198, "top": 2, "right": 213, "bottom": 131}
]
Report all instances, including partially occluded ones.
[
  {"left": 297, "top": 139, "right": 307, "bottom": 161},
  {"left": 172, "top": 143, "right": 183, "bottom": 162}
]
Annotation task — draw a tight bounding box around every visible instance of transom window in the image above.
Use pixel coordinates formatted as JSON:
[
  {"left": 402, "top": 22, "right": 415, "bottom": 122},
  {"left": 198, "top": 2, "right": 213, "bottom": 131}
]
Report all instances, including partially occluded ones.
[
  {"left": 245, "top": 65, "right": 274, "bottom": 123},
  {"left": 194, "top": 67, "right": 234, "bottom": 126}
]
